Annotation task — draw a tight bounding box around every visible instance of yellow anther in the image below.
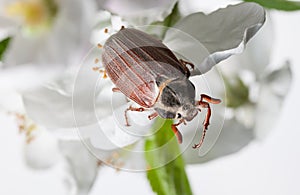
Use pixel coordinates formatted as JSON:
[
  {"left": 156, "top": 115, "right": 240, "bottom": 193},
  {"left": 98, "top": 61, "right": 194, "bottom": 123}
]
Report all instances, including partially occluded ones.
[{"left": 6, "top": 1, "right": 48, "bottom": 27}]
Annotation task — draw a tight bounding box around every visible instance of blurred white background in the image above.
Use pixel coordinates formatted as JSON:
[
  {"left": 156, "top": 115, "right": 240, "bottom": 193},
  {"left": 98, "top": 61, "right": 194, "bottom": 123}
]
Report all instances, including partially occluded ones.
[{"left": 1, "top": 9, "right": 300, "bottom": 195}]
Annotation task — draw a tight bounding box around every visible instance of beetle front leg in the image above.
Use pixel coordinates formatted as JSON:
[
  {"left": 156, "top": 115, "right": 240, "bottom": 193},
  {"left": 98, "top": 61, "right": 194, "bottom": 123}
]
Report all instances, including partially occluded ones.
[
  {"left": 193, "top": 94, "right": 221, "bottom": 149},
  {"left": 171, "top": 119, "right": 185, "bottom": 144},
  {"left": 200, "top": 94, "right": 221, "bottom": 104},
  {"left": 124, "top": 105, "right": 146, "bottom": 126}
]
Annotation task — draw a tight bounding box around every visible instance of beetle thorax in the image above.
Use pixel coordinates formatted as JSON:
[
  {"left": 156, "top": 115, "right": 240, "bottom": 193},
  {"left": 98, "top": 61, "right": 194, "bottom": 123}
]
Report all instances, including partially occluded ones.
[{"left": 154, "top": 78, "right": 198, "bottom": 121}]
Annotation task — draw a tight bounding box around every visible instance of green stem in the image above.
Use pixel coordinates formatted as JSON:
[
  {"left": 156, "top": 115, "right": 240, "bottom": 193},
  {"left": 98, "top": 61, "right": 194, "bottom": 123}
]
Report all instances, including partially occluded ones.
[{"left": 145, "top": 118, "right": 193, "bottom": 195}]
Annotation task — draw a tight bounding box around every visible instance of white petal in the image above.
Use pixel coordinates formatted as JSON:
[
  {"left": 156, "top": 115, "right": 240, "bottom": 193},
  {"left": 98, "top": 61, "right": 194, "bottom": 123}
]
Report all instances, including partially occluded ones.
[
  {"left": 230, "top": 12, "right": 274, "bottom": 76},
  {"left": 178, "top": 0, "right": 236, "bottom": 16},
  {"left": 23, "top": 128, "right": 61, "bottom": 169},
  {"left": 0, "top": 89, "right": 23, "bottom": 112},
  {"left": 22, "top": 56, "right": 111, "bottom": 129},
  {"left": 0, "top": 64, "right": 62, "bottom": 91},
  {"left": 90, "top": 11, "right": 114, "bottom": 45},
  {"left": 183, "top": 118, "right": 254, "bottom": 164},
  {"left": 164, "top": 2, "right": 265, "bottom": 75},
  {"left": 22, "top": 79, "right": 112, "bottom": 129},
  {"left": 100, "top": 0, "right": 177, "bottom": 25},
  {"left": 22, "top": 81, "right": 76, "bottom": 128},
  {"left": 0, "top": 15, "right": 17, "bottom": 39},
  {"left": 59, "top": 140, "right": 99, "bottom": 195},
  {"left": 254, "top": 62, "right": 292, "bottom": 139},
  {"left": 79, "top": 118, "right": 141, "bottom": 151}
]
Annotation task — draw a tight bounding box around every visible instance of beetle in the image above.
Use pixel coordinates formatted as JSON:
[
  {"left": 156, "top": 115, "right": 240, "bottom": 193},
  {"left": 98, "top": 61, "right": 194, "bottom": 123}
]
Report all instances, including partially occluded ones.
[{"left": 100, "top": 27, "right": 221, "bottom": 148}]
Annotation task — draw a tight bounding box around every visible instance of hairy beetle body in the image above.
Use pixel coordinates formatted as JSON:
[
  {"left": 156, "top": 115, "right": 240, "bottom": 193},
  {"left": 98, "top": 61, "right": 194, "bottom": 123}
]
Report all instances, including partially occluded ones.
[
  {"left": 102, "top": 28, "right": 187, "bottom": 108},
  {"left": 101, "top": 28, "right": 221, "bottom": 148}
]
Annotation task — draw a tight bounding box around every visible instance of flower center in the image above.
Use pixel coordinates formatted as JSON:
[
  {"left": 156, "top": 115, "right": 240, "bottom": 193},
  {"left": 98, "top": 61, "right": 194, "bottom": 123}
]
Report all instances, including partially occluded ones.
[
  {"left": 5, "top": 0, "right": 58, "bottom": 33},
  {"left": 223, "top": 75, "right": 250, "bottom": 108}
]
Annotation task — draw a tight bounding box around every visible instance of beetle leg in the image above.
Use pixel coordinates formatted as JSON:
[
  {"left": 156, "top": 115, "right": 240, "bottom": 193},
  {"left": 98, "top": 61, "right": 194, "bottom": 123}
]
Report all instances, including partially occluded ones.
[
  {"left": 171, "top": 121, "right": 183, "bottom": 144},
  {"left": 193, "top": 102, "right": 210, "bottom": 148},
  {"left": 193, "top": 94, "right": 221, "bottom": 149},
  {"left": 112, "top": 87, "right": 121, "bottom": 92},
  {"left": 148, "top": 112, "right": 158, "bottom": 120},
  {"left": 124, "top": 105, "right": 146, "bottom": 126},
  {"left": 199, "top": 94, "right": 222, "bottom": 104}
]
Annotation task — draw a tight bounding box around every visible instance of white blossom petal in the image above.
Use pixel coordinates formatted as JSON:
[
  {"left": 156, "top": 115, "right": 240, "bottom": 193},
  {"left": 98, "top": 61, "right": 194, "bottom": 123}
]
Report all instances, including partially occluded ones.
[
  {"left": 164, "top": 2, "right": 265, "bottom": 75},
  {"left": 183, "top": 118, "right": 253, "bottom": 164},
  {"left": 22, "top": 58, "right": 108, "bottom": 129},
  {"left": 98, "top": 0, "right": 177, "bottom": 26},
  {"left": 230, "top": 13, "right": 274, "bottom": 76},
  {"left": 59, "top": 140, "right": 99, "bottom": 195},
  {"left": 178, "top": 0, "right": 235, "bottom": 16},
  {"left": 22, "top": 79, "right": 111, "bottom": 129},
  {"left": 0, "top": 64, "right": 62, "bottom": 91},
  {"left": 0, "top": 15, "right": 17, "bottom": 39},
  {"left": 254, "top": 62, "right": 292, "bottom": 139},
  {"left": 23, "top": 128, "right": 61, "bottom": 169},
  {"left": 22, "top": 81, "right": 76, "bottom": 128}
]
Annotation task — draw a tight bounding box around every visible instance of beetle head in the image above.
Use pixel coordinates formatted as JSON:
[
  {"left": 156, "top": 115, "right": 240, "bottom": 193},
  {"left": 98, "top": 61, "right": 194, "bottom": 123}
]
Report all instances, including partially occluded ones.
[{"left": 155, "top": 78, "right": 198, "bottom": 121}]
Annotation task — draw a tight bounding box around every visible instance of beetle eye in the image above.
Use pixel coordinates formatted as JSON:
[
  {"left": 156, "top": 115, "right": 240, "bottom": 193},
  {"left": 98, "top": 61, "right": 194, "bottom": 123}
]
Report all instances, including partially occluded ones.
[{"left": 177, "top": 113, "right": 182, "bottom": 118}]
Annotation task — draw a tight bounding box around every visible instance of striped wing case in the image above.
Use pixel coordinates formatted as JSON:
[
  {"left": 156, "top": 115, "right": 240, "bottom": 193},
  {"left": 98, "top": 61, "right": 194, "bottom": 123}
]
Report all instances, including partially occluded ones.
[{"left": 102, "top": 28, "right": 186, "bottom": 108}]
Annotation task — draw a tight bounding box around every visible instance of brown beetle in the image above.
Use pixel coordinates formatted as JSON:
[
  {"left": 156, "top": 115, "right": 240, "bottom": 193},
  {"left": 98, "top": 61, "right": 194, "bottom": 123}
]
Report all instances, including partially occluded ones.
[{"left": 101, "top": 27, "right": 221, "bottom": 148}]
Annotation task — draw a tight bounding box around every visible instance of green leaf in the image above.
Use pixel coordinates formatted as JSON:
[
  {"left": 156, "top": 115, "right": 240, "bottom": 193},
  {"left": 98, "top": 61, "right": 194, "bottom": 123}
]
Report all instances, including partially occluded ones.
[
  {"left": 0, "top": 37, "right": 11, "bottom": 61},
  {"left": 145, "top": 118, "right": 193, "bottom": 195},
  {"left": 162, "top": 2, "right": 181, "bottom": 28},
  {"left": 148, "top": 3, "right": 181, "bottom": 39},
  {"left": 245, "top": 0, "right": 300, "bottom": 11}
]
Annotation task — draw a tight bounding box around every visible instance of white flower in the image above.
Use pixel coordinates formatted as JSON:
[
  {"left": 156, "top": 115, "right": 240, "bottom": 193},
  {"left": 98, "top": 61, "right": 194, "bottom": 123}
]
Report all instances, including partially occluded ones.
[
  {"left": 0, "top": 67, "right": 100, "bottom": 195},
  {"left": 181, "top": 13, "right": 292, "bottom": 164},
  {"left": 21, "top": 2, "right": 267, "bottom": 170},
  {"left": 96, "top": 0, "right": 177, "bottom": 26},
  {"left": 0, "top": 0, "right": 97, "bottom": 66}
]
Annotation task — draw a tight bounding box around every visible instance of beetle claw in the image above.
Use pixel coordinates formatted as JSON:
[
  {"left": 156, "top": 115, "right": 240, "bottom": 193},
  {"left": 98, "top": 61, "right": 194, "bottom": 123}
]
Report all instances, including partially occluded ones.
[
  {"left": 192, "top": 144, "right": 200, "bottom": 149},
  {"left": 193, "top": 126, "right": 207, "bottom": 149}
]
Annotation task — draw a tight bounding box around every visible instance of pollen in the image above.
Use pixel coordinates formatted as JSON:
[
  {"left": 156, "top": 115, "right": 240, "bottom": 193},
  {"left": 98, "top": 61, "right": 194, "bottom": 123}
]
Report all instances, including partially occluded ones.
[
  {"left": 12, "top": 112, "right": 37, "bottom": 144},
  {"left": 92, "top": 67, "right": 100, "bottom": 71},
  {"left": 97, "top": 43, "right": 103, "bottom": 48},
  {"left": 94, "top": 58, "right": 99, "bottom": 64},
  {"left": 104, "top": 28, "right": 108, "bottom": 33},
  {"left": 99, "top": 69, "right": 107, "bottom": 78}
]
